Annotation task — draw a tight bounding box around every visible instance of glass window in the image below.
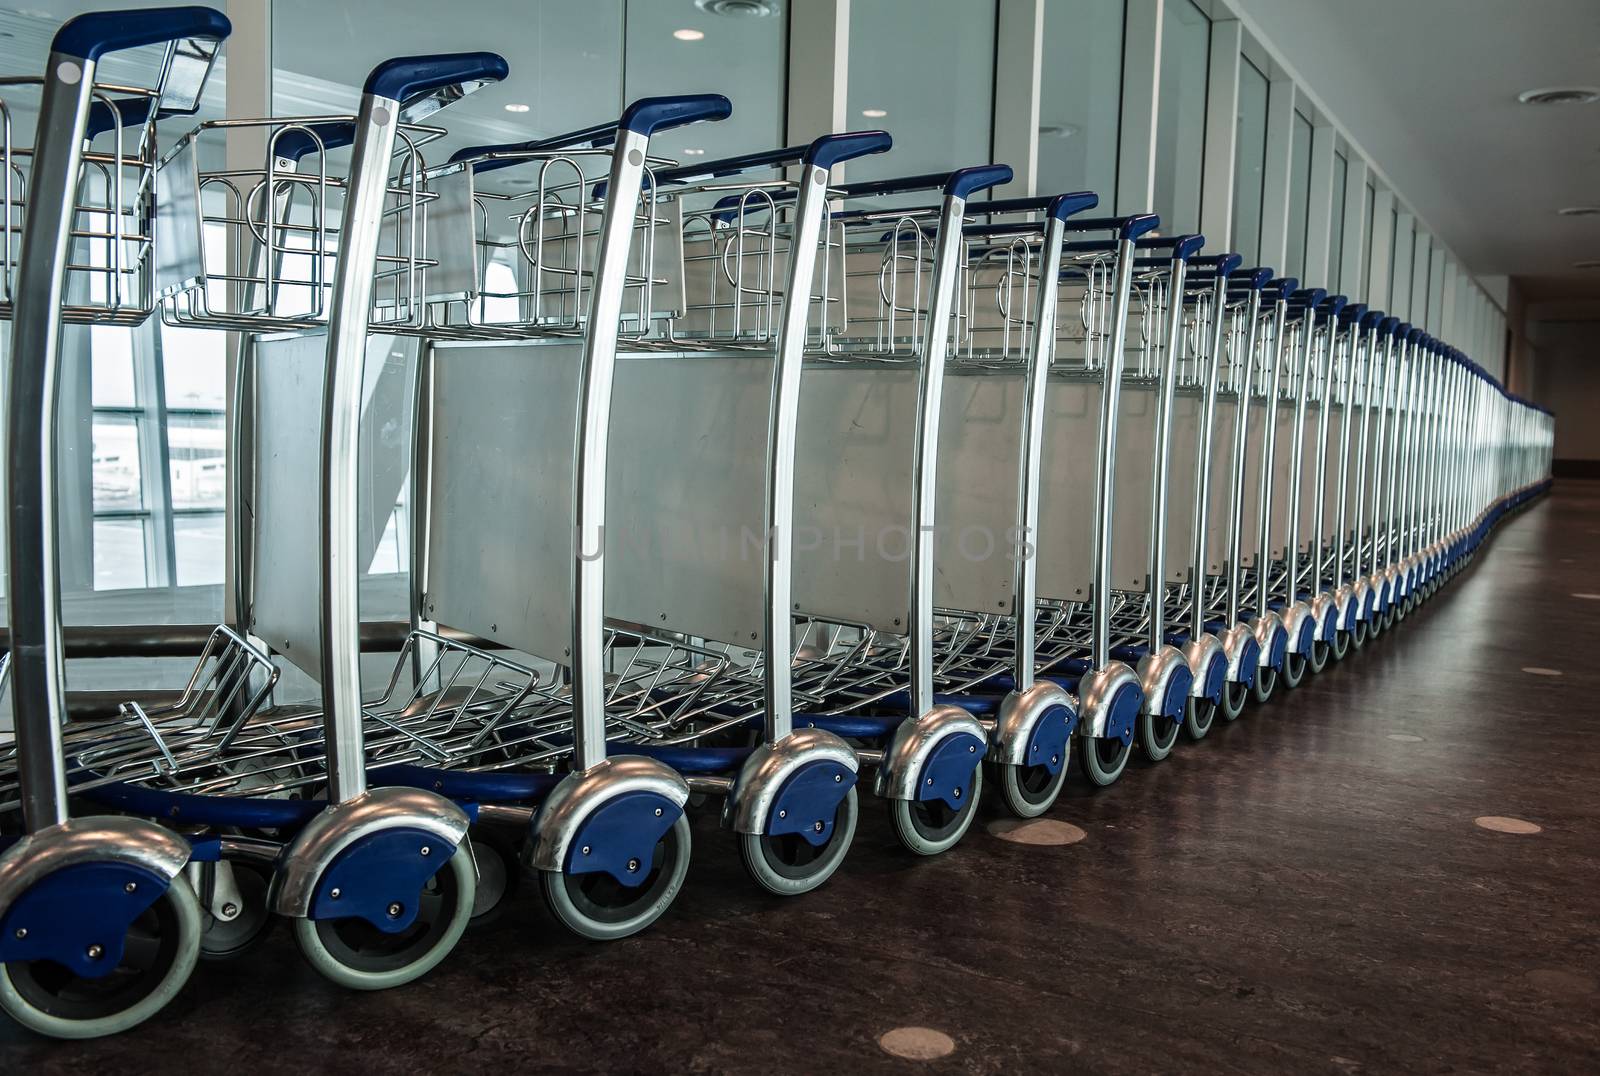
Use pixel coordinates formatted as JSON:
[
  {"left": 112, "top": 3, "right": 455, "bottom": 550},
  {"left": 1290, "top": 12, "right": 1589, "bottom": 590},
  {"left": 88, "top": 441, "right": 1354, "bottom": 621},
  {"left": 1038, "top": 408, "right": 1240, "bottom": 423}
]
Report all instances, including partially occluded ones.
[
  {"left": 846, "top": 0, "right": 997, "bottom": 190},
  {"left": 1285, "top": 111, "right": 1312, "bottom": 280},
  {"left": 1386, "top": 207, "right": 1400, "bottom": 311},
  {"left": 92, "top": 415, "right": 144, "bottom": 513},
  {"left": 1360, "top": 181, "right": 1376, "bottom": 302},
  {"left": 273, "top": 0, "right": 627, "bottom": 158},
  {"left": 90, "top": 327, "right": 138, "bottom": 408},
  {"left": 1230, "top": 59, "right": 1269, "bottom": 262},
  {"left": 167, "top": 414, "right": 227, "bottom": 511},
  {"left": 1037, "top": 0, "right": 1125, "bottom": 200},
  {"left": 1153, "top": 0, "right": 1210, "bottom": 234},
  {"left": 624, "top": 0, "right": 786, "bottom": 162},
  {"left": 93, "top": 520, "right": 149, "bottom": 591},
  {"left": 174, "top": 515, "right": 226, "bottom": 588},
  {"left": 1330, "top": 151, "right": 1348, "bottom": 290}
]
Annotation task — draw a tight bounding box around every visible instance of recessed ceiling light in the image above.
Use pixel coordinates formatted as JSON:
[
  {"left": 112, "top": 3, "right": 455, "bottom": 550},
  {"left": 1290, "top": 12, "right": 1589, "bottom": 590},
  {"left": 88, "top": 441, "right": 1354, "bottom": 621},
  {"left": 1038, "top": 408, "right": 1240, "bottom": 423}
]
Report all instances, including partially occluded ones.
[
  {"left": 1575, "top": 259, "right": 1600, "bottom": 269},
  {"left": 861, "top": 108, "right": 888, "bottom": 118},
  {"left": 696, "top": 0, "right": 779, "bottom": 17},
  {"left": 1517, "top": 86, "right": 1600, "bottom": 105},
  {"left": 503, "top": 103, "right": 530, "bottom": 113},
  {"left": 1557, "top": 206, "right": 1600, "bottom": 216},
  {"left": 673, "top": 28, "right": 705, "bottom": 41},
  {"left": 682, "top": 148, "right": 706, "bottom": 156}
]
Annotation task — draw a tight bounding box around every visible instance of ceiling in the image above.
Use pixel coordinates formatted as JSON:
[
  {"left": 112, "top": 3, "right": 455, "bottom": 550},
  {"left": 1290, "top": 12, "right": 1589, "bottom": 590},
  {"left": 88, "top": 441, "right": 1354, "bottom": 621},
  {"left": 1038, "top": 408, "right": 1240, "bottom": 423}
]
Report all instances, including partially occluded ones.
[{"left": 1229, "top": 0, "right": 1600, "bottom": 306}]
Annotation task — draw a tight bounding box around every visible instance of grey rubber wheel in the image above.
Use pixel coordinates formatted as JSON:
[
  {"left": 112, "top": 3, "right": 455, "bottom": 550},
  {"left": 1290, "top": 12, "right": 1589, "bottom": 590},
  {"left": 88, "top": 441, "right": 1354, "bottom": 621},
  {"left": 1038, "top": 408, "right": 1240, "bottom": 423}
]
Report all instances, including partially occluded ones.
[
  {"left": 292, "top": 839, "right": 476, "bottom": 991},
  {"left": 889, "top": 764, "right": 983, "bottom": 856},
  {"left": 738, "top": 786, "right": 857, "bottom": 896},
  {"left": 994, "top": 747, "right": 1070, "bottom": 819},
  {"left": 1137, "top": 710, "right": 1180, "bottom": 763},
  {"left": 0, "top": 874, "right": 201, "bottom": 1040},
  {"left": 540, "top": 814, "right": 690, "bottom": 941},
  {"left": 1252, "top": 665, "right": 1278, "bottom": 703},
  {"left": 1220, "top": 680, "right": 1250, "bottom": 721},
  {"left": 1331, "top": 630, "right": 1351, "bottom": 661},
  {"left": 1184, "top": 696, "right": 1217, "bottom": 740},
  {"left": 1077, "top": 735, "right": 1132, "bottom": 787},
  {"left": 1281, "top": 651, "right": 1308, "bottom": 689},
  {"left": 199, "top": 858, "right": 275, "bottom": 961},
  {"left": 1308, "top": 638, "right": 1331, "bottom": 673},
  {"left": 1351, "top": 618, "right": 1369, "bottom": 651}
]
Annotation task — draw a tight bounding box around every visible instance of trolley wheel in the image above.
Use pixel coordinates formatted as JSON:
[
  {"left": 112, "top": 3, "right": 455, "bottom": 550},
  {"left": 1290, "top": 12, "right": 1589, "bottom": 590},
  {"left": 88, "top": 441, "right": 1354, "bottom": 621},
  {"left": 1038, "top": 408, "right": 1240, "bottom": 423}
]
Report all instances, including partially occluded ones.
[
  {"left": 1308, "top": 638, "right": 1331, "bottom": 673},
  {"left": 1281, "top": 651, "right": 1308, "bottom": 690},
  {"left": 889, "top": 764, "right": 983, "bottom": 856},
  {"left": 1077, "top": 735, "right": 1132, "bottom": 788},
  {"left": 1137, "top": 711, "right": 1181, "bottom": 763},
  {"left": 199, "top": 858, "right": 275, "bottom": 961},
  {"left": 1220, "top": 680, "right": 1250, "bottom": 722},
  {"left": 292, "top": 838, "right": 476, "bottom": 990},
  {"left": 1184, "top": 696, "right": 1217, "bottom": 741},
  {"left": 1252, "top": 665, "right": 1279, "bottom": 703},
  {"left": 993, "top": 748, "right": 1070, "bottom": 819},
  {"left": 1331, "top": 630, "right": 1351, "bottom": 661},
  {"left": 739, "top": 786, "right": 858, "bottom": 896},
  {"left": 1381, "top": 608, "right": 1396, "bottom": 632},
  {"left": 541, "top": 815, "right": 690, "bottom": 941},
  {"left": 467, "top": 825, "right": 522, "bottom": 925},
  {"left": 0, "top": 875, "right": 201, "bottom": 1040},
  {"left": 1351, "top": 618, "right": 1369, "bottom": 651}
]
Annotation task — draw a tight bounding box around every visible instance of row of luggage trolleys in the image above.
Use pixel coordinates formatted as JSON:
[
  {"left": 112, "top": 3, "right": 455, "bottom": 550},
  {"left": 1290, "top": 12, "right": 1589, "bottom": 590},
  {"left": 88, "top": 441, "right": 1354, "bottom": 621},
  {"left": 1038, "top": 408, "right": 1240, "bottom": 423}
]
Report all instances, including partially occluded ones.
[{"left": 0, "top": 9, "right": 1555, "bottom": 1039}]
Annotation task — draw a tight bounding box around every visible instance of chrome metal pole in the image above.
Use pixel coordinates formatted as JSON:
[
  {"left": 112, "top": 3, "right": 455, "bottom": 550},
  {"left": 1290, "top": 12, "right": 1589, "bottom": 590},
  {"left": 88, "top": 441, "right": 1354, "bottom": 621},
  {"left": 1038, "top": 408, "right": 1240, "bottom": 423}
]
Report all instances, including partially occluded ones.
[
  {"left": 1188, "top": 273, "right": 1229, "bottom": 640},
  {"left": 1253, "top": 293, "right": 1288, "bottom": 618},
  {"left": 1223, "top": 289, "right": 1263, "bottom": 628},
  {"left": 1146, "top": 254, "right": 1188, "bottom": 651},
  {"left": 1089, "top": 237, "right": 1138, "bottom": 671}
]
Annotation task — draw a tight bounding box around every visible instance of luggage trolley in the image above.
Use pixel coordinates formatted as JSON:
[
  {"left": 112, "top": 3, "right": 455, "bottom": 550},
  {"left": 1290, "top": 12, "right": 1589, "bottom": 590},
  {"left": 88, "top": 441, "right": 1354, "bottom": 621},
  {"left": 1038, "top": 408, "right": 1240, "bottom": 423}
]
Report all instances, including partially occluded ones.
[
  {"left": 398, "top": 128, "right": 900, "bottom": 900},
  {"left": 4, "top": 48, "right": 526, "bottom": 1003},
  {"left": 1342, "top": 312, "right": 1400, "bottom": 648},
  {"left": 999, "top": 212, "right": 1175, "bottom": 787},
  {"left": 1242, "top": 286, "right": 1329, "bottom": 692},
  {"left": 1366, "top": 321, "right": 1419, "bottom": 632},
  {"left": 1299, "top": 294, "right": 1351, "bottom": 671},
  {"left": 1230, "top": 276, "right": 1304, "bottom": 704},
  {"left": 0, "top": 7, "right": 236, "bottom": 1039},
  {"left": 1195, "top": 268, "right": 1281, "bottom": 720},
  {"left": 762, "top": 165, "right": 1028, "bottom": 854},
  {"left": 1159, "top": 253, "right": 1245, "bottom": 740},
  {"left": 1318, "top": 303, "right": 1374, "bottom": 660}
]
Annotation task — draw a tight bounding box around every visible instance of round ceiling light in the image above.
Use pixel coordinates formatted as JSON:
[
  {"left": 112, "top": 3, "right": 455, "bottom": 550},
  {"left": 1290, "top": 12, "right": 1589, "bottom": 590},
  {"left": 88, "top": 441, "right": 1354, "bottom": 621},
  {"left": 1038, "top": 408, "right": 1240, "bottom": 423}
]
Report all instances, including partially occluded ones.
[
  {"left": 861, "top": 108, "right": 888, "bottom": 119},
  {"left": 672, "top": 28, "right": 705, "bottom": 41},
  {"left": 1517, "top": 86, "right": 1600, "bottom": 105},
  {"left": 696, "top": 0, "right": 779, "bottom": 17}
]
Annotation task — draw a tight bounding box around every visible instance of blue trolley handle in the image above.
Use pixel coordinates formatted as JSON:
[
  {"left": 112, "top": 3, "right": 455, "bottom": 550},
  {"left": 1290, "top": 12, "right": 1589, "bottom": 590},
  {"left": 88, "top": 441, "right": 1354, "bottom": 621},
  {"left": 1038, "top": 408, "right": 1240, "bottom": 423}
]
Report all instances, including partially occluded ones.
[
  {"left": 592, "top": 128, "right": 890, "bottom": 201},
  {"left": 447, "top": 93, "right": 735, "bottom": 169},
  {"left": 363, "top": 52, "right": 510, "bottom": 122},
  {"left": 836, "top": 163, "right": 1012, "bottom": 200},
  {"left": 270, "top": 121, "right": 358, "bottom": 165},
  {"left": 54, "top": 5, "right": 231, "bottom": 61}
]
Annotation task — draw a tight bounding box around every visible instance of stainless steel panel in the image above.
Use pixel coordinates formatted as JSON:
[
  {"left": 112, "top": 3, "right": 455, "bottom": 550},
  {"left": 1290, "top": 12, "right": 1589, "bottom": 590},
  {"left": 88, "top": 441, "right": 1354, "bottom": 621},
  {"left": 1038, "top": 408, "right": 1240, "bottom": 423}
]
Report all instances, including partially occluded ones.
[
  {"left": 425, "top": 340, "right": 582, "bottom": 662},
  {"left": 1202, "top": 398, "right": 1239, "bottom": 575},
  {"left": 1162, "top": 392, "right": 1203, "bottom": 584},
  {"left": 605, "top": 350, "right": 771, "bottom": 646},
  {"left": 1109, "top": 384, "right": 1156, "bottom": 590},
  {"left": 252, "top": 332, "right": 328, "bottom": 676},
  {"left": 252, "top": 332, "right": 418, "bottom": 678},
  {"left": 152, "top": 138, "right": 204, "bottom": 296},
  {"left": 421, "top": 169, "right": 479, "bottom": 303},
  {"left": 1238, "top": 399, "right": 1268, "bottom": 567},
  {"left": 1322, "top": 402, "right": 1346, "bottom": 540},
  {"left": 1268, "top": 399, "right": 1297, "bottom": 561},
  {"left": 792, "top": 362, "right": 918, "bottom": 634},
  {"left": 1297, "top": 404, "right": 1322, "bottom": 551},
  {"left": 933, "top": 368, "right": 1023, "bottom": 615},
  {"left": 1035, "top": 378, "right": 1097, "bottom": 601}
]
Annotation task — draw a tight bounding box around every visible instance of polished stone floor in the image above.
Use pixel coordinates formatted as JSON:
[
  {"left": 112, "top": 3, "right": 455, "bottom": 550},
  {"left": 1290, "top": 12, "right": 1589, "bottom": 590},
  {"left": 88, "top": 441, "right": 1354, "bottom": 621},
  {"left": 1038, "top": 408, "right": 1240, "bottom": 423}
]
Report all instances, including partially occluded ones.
[{"left": 5, "top": 483, "right": 1598, "bottom": 1073}]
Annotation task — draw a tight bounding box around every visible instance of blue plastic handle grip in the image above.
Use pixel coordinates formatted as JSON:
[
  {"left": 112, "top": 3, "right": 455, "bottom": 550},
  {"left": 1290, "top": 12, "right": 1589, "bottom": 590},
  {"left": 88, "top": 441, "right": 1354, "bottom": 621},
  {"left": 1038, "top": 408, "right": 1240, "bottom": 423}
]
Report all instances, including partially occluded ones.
[
  {"left": 1379, "top": 315, "right": 1401, "bottom": 336},
  {"left": 1396, "top": 322, "right": 1412, "bottom": 339},
  {"left": 1134, "top": 234, "right": 1205, "bottom": 260},
  {"left": 1359, "top": 308, "right": 1384, "bottom": 329},
  {"left": 619, "top": 94, "right": 732, "bottom": 136},
  {"left": 84, "top": 97, "right": 157, "bottom": 140},
  {"left": 1292, "top": 288, "right": 1328, "bottom": 308},
  {"left": 1191, "top": 253, "right": 1243, "bottom": 277},
  {"left": 272, "top": 122, "right": 357, "bottom": 164},
  {"left": 364, "top": 52, "right": 509, "bottom": 106},
  {"left": 1059, "top": 214, "right": 1161, "bottom": 240},
  {"left": 806, "top": 130, "right": 893, "bottom": 171},
  {"left": 54, "top": 6, "right": 231, "bottom": 62},
  {"left": 976, "top": 192, "right": 1099, "bottom": 221},
  {"left": 838, "top": 165, "right": 1012, "bottom": 200},
  {"left": 1270, "top": 277, "right": 1298, "bottom": 297},
  {"left": 644, "top": 130, "right": 890, "bottom": 189},
  {"left": 1319, "top": 295, "right": 1348, "bottom": 317},
  {"left": 1231, "top": 267, "right": 1274, "bottom": 290}
]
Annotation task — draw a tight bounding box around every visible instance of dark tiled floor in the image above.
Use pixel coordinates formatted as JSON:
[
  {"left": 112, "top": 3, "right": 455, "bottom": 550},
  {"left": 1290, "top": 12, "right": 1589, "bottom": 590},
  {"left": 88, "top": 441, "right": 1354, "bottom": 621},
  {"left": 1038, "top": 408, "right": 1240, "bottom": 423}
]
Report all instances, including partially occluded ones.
[{"left": 6, "top": 484, "right": 1600, "bottom": 1073}]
